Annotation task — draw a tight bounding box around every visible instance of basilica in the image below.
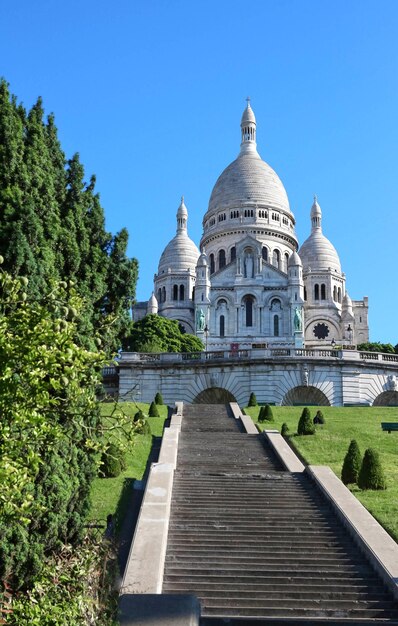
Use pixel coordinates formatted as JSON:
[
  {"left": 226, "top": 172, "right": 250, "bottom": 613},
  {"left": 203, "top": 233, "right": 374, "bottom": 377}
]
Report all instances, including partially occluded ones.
[{"left": 134, "top": 102, "right": 369, "bottom": 351}]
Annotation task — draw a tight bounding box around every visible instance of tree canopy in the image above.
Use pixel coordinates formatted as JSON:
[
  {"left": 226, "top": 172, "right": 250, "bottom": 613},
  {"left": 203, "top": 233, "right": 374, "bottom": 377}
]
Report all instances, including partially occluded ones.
[
  {"left": 122, "top": 314, "right": 204, "bottom": 353},
  {"left": 0, "top": 78, "right": 138, "bottom": 353}
]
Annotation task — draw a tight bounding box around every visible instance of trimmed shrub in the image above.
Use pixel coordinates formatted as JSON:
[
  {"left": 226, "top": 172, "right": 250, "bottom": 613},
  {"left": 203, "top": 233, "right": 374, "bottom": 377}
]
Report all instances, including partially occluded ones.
[
  {"left": 148, "top": 401, "right": 160, "bottom": 417},
  {"left": 155, "top": 392, "right": 164, "bottom": 405},
  {"left": 263, "top": 404, "right": 274, "bottom": 422},
  {"left": 297, "top": 407, "right": 315, "bottom": 435},
  {"left": 100, "top": 444, "right": 126, "bottom": 478},
  {"left": 281, "top": 422, "right": 289, "bottom": 437},
  {"left": 258, "top": 406, "right": 265, "bottom": 422},
  {"left": 313, "top": 410, "right": 325, "bottom": 425},
  {"left": 358, "top": 448, "right": 387, "bottom": 490},
  {"left": 135, "top": 419, "right": 151, "bottom": 435},
  {"left": 248, "top": 392, "right": 257, "bottom": 407},
  {"left": 341, "top": 440, "right": 362, "bottom": 485},
  {"left": 133, "top": 409, "right": 144, "bottom": 422}
]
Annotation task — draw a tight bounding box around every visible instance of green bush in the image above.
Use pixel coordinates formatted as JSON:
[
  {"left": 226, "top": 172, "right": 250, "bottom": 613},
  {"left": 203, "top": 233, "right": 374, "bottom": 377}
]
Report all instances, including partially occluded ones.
[
  {"left": 155, "top": 392, "right": 164, "bottom": 405},
  {"left": 297, "top": 407, "right": 315, "bottom": 435},
  {"left": 133, "top": 409, "right": 144, "bottom": 421},
  {"left": 148, "top": 401, "right": 160, "bottom": 417},
  {"left": 281, "top": 422, "right": 289, "bottom": 437},
  {"left": 258, "top": 406, "right": 265, "bottom": 422},
  {"left": 263, "top": 404, "right": 274, "bottom": 422},
  {"left": 100, "top": 444, "right": 126, "bottom": 478},
  {"left": 358, "top": 448, "right": 387, "bottom": 490},
  {"left": 314, "top": 410, "right": 325, "bottom": 425},
  {"left": 248, "top": 392, "right": 257, "bottom": 407},
  {"left": 341, "top": 440, "right": 362, "bottom": 485}
]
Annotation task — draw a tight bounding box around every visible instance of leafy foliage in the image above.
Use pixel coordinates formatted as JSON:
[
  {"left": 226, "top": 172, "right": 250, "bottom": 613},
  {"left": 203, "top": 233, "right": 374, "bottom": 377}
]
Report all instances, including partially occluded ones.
[
  {"left": 259, "top": 404, "right": 274, "bottom": 423},
  {"left": 341, "top": 440, "right": 362, "bottom": 485},
  {"left": 314, "top": 410, "right": 325, "bottom": 425},
  {"left": 0, "top": 268, "right": 107, "bottom": 590},
  {"left": 100, "top": 444, "right": 126, "bottom": 478},
  {"left": 248, "top": 392, "right": 257, "bottom": 407},
  {"left": 123, "top": 314, "right": 204, "bottom": 353},
  {"left": 297, "top": 407, "right": 315, "bottom": 435},
  {"left": 358, "top": 448, "right": 387, "bottom": 490},
  {"left": 0, "top": 79, "right": 137, "bottom": 353},
  {"left": 357, "top": 342, "right": 396, "bottom": 354}
]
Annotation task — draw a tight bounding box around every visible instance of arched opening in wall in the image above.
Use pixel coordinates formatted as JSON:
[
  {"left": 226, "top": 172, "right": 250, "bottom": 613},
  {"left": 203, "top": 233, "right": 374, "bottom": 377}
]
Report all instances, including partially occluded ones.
[
  {"left": 304, "top": 286, "right": 307, "bottom": 301},
  {"left": 333, "top": 285, "right": 337, "bottom": 301},
  {"left": 262, "top": 247, "right": 268, "bottom": 262},
  {"left": 162, "top": 286, "right": 166, "bottom": 302},
  {"left": 220, "top": 315, "right": 225, "bottom": 337},
  {"left": 158, "top": 288, "right": 162, "bottom": 303},
  {"left": 314, "top": 284, "right": 319, "bottom": 300},
  {"left": 230, "top": 246, "right": 236, "bottom": 262},
  {"left": 193, "top": 387, "right": 236, "bottom": 404},
  {"left": 338, "top": 287, "right": 342, "bottom": 303},
  {"left": 321, "top": 284, "right": 326, "bottom": 300},
  {"left": 243, "top": 295, "right": 254, "bottom": 327},
  {"left": 282, "top": 386, "right": 331, "bottom": 406},
  {"left": 219, "top": 249, "right": 226, "bottom": 270},
  {"left": 173, "top": 284, "right": 178, "bottom": 301},
  {"left": 373, "top": 391, "right": 398, "bottom": 406},
  {"left": 210, "top": 254, "right": 215, "bottom": 274},
  {"left": 273, "top": 249, "right": 280, "bottom": 269},
  {"left": 179, "top": 284, "right": 185, "bottom": 300},
  {"left": 285, "top": 252, "right": 289, "bottom": 271}
]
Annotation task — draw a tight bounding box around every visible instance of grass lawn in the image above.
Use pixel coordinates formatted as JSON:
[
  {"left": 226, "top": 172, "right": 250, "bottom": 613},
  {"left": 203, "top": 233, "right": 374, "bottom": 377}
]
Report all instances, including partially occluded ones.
[
  {"left": 89, "top": 402, "right": 167, "bottom": 528},
  {"left": 245, "top": 405, "right": 398, "bottom": 542}
]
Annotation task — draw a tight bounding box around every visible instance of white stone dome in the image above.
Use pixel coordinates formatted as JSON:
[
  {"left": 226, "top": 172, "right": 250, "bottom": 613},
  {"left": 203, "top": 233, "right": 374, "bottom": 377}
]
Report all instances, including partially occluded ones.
[
  {"left": 288, "top": 250, "right": 302, "bottom": 267},
  {"left": 299, "top": 230, "right": 341, "bottom": 273},
  {"left": 299, "top": 197, "right": 341, "bottom": 273},
  {"left": 207, "top": 151, "right": 290, "bottom": 215},
  {"left": 158, "top": 198, "right": 200, "bottom": 274}
]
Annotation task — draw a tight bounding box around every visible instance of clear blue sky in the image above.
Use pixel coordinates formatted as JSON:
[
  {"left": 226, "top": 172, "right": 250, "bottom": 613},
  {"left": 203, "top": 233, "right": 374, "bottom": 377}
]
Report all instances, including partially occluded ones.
[{"left": 1, "top": 0, "right": 397, "bottom": 343}]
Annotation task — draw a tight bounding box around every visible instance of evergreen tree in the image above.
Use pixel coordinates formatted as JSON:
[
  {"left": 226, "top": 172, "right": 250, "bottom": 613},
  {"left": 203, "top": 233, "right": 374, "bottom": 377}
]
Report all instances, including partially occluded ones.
[
  {"left": 149, "top": 401, "right": 160, "bottom": 417},
  {"left": 248, "top": 392, "right": 257, "bottom": 407},
  {"left": 263, "top": 404, "right": 274, "bottom": 422},
  {"left": 341, "top": 440, "right": 362, "bottom": 485},
  {"left": 155, "top": 392, "right": 164, "bottom": 405},
  {"left": 297, "top": 407, "right": 315, "bottom": 435},
  {"left": 281, "top": 423, "right": 289, "bottom": 436},
  {"left": 358, "top": 448, "right": 387, "bottom": 490}
]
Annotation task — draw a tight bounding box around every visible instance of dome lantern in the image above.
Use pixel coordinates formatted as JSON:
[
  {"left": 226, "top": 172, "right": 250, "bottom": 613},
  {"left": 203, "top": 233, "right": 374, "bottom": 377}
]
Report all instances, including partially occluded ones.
[
  {"left": 311, "top": 195, "right": 322, "bottom": 231},
  {"left": 240, "top": 98, "right": 257, "bottom": 154},
  {"left": 177, "top": 195, "right": 188, "bottom": 233}
]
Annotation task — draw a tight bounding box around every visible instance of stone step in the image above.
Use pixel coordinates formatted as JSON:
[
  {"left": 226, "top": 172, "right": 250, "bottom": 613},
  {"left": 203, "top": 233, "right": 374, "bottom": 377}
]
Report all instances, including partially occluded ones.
[
  {"left": 165, "top": 554, "right": 367, "bottom": 567},
  {"left": 163, "top": 581, "right": 387, "bottom": 596},
  {"left": 163, "top": 571, "right": 382, "bottom": 585},
  {"left": 201, "top": 606, "right": 398, "bottom": 619},
  {"left": 164, "top": 562, "right": 377, "bottom": 574}
]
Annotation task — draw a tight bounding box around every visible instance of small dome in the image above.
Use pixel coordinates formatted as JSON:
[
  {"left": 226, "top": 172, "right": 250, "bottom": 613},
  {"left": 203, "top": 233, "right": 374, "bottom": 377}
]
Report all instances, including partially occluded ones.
[
  {"left": 299, "top": 230, "right": 341, "bottom": 273},
  {"left": 288, "top": 250, "right": 302, "bottom": 267},
  {"left": 158, "top": 232, "right": 200, "bottom": 274},
  {"left": 197, "top": 251, "right": 208, "bottom": 267},
  {"left": 147, "top": 292, "right": 158, "bottom": 314},
  {"left": 343, "top": 292, "right": 352, "bottom": 307},
  {"left": 177, "top": 196, "right": 188, "bottom": 217}
]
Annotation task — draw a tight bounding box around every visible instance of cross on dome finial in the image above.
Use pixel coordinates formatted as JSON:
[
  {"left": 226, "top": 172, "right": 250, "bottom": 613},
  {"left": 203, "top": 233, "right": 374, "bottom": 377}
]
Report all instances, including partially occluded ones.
[
  {"left": 246, "top": 96, "right": 251, "bottom": 105},
  {"left": 314, "top": 194, "right": 317, "bottom": 203},
  {"left": 181, "top": 195, "right": 184, "bottom": 203}
]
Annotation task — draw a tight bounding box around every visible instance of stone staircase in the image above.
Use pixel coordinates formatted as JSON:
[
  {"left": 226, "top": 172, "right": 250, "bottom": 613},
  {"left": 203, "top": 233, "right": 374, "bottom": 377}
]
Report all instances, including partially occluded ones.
[{"left": 162, "top": 404, "right": 398, "bottom": 623}]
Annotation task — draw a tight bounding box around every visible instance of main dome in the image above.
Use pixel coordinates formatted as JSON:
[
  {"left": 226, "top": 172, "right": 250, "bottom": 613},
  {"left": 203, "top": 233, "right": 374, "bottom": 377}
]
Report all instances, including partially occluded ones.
[
  {"left": 205, "top": 102, "right": 291, "bottom": 217},
  {"left": 208, "top": 151, "right": 290, "bottom": 214}
]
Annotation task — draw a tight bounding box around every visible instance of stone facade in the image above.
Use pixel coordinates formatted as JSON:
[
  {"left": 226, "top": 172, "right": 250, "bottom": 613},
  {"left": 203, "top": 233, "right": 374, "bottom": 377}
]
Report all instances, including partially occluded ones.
[{"left": 134, "top": 101, "right": 368, "bottom": 350}]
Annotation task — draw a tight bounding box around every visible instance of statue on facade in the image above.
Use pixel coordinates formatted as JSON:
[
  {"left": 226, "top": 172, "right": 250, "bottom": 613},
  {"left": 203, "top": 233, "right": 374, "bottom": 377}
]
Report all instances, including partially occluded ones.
[
  {"left": 196, "top": 308, "right": 205, "bottom": 331},
  {"left": 294, "top": 307, "right": 303, "bottom": 332},
  {"left": 302, "top": 367, "right": 309, "bottom": 386},
  {"left": 244, "top": 253, "right": 254, "bottom": 278},
  {"left": 387, "top": 374, "right": 397, "bottom": 391}
]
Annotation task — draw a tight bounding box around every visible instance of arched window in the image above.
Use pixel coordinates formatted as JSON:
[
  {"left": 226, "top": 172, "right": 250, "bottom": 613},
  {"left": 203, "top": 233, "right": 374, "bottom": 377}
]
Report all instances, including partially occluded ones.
[
  {"left": 220, "top": 315, "right": 225, "bottom": 337},
  {"left": 262, "top": 247, "right": 268, "bottom": 262},
  {"left": 321, "top": 284, "right": 326, "bottom": 300},
  {"left": 192, "top": 286, "right": 195, "bottom": 300},
  {"left": 179, "top": 284, "right": 185, "bottom": 300},
  {"left": 304, "top": 286, "right": 307, "bottom": 301},
  {"left": 173, "top": 284, "right": 178, "bottom": 301},
  {"left": 230, "top": 246, "right": 236, "bottom": 262},
  {"left": 273, "top": 249, "right": 280, "bottom": 268},
  {"left": 274, "top": 315, "right": 279, "bottom": 337},
  {"left": 244, "top": 295, "right": 254, "bottom": 327},
  {"left": 162, "top": 286, "right": 166, "bottom": 303},
  {"left": 314, "top": 284, "right": 319, "bottom": 300},
  {"left": 285, "top": 253, "right": 289, "bottom": 271},
  {"left": 333, "top": 285, "right": 337, "bottom": 301},
  {"left": 338, "top": 287, "right": 342, "bottom": 303},
  {"left": 218, "top": 249, "right": 226, "bottom": 269},
  {"left": 210, "top": 253, "right": 215, "bottom": 274},
  {"left": 158, "top": 288, "right": 162, "bottom": 303}
]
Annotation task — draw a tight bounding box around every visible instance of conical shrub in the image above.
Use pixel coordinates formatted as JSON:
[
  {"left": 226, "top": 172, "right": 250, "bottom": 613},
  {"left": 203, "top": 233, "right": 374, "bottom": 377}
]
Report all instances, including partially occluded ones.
[
  {"left": 148, "top": 401, "right": 159, "bottom": 417},
  {"left": 297, "top": 407, "right": 315, "bottom": 435},
  {"left": 281, "top": 422, "right": 289, "bottom": 437},
  {"left": 341, "top": 440, "right": 362, "bottom": 485},
  {"left": 313, "top": 410, "right": 325, "bottom": 425},
  {"left": 263, "top": 404, "right": 274, "bottom": 422},
  {"left": 257, "top": 406, "right": 265, "bottom": 422},
  {"left": 155, "top": 392, "right": 164, "bottom": 405},
  {"left": 248, "top": 392, "right": 257, "bottom": 407},
  {"left": 358, "top": 448, "right": 387, "bottom": 490}
]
